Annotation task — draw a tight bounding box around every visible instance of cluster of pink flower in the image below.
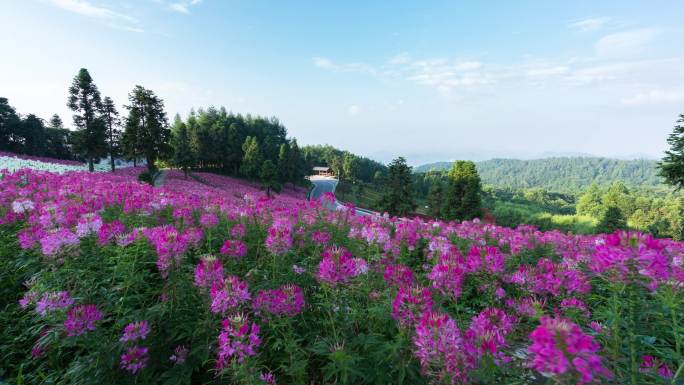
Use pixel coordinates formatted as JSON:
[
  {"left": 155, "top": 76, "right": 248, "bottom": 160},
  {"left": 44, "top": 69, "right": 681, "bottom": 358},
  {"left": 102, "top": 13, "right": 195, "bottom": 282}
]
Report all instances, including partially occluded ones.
[
  {"left": 216, "top": 314, "right": 261, "bottom": 370},
  {"left": 119, "top": 321, "right": 151, "bottom": 374},
  {"left": 316, "top": 246, "right": 368, "bottom": 286},
  {"left": 265, "top": 217, "right": 293, "bottom": 255},
  {"left": 143, "top": 225, "right": 202, "bottom": 278},
  {"left": 253, "top": 284, "right": 305, "bottom": 317},
  {"left": 210, "top": 275, "right": 251, "bottom": 314},
  {"left": 220, "top": 239, "right": 248, "bottom": 258},
  {"left": 64, "top": 304, "right": 103, "bottom": 337},
  {"left": 527, "top": 316, "right": 611, "bottom": 384}
]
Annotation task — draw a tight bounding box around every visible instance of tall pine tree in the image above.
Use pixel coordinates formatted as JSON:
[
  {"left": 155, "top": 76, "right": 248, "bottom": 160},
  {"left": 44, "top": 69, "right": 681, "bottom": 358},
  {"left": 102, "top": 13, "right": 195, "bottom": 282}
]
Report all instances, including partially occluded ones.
[
  {"left": 659, "top": 114, "right": 684, "bottom": 190},
  {"left": 240, "top": 136, "right": 262, "bottom": 178},
  {"left": 67, "top": 68, "right": 106, "bottom": 172},
  {"left": 123, "top": 86, "right": 170, "bottom": 172},
  {"left": 377, "top": 157, "right": 415, "bottom": 216},
  {"left": 170, "top": 114, "right": 195, "bottom": 176},
  {"left": 102, "top": 96, "right": 120, "bottom": 172},
  {"left": 444, "top": 160, "right": 482, "bottom": 221}
]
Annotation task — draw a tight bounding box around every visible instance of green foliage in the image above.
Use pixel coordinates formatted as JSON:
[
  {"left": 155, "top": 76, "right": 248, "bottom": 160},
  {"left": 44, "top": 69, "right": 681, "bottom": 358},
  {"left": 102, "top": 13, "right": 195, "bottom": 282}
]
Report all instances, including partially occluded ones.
[
  {"left": 102, "top": 96, "right": 121, "bottom": 172},
  {"left": 122, "top": 85, "right": 170, "bottom": 173},
  {"left": 260, "top": 159, "right": 281, "bottom": 196},
  {"left": 137, "top": 171, "right": 154, "bottom": 185},
  {"left": 444, "top": 160, "right": 482, "bottom": 221},
  {"left": 170, "top": 114, "right": 194, "bottom": 176},
  {"left": 416, "top": 157, "right": 664, "bottom": 191},
  {"left": 659, "top": 114, "right": 684, "bottom": 190},
  {"left": 377, "top": 157, "right": 415, "bottom": 216},
  {"left": 241, "top": 136, "right": 263, "bottom": 179},
  {"left": 426, "top": 181, "right": 444, "bottom": 218},
  {"left": 67, "top": 68, "right": 107, "bottom": 171},
  {"left": 596, "top": 206, "right": 627, "bottom": 233}
]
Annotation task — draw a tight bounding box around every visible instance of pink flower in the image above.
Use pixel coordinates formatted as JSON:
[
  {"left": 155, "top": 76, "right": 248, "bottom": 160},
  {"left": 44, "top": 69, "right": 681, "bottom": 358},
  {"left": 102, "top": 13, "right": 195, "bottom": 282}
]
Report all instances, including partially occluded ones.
[
  {"left": 230, "top": 223, "right": 246, "bottom": 238},
  {"left": 210, "top": 275, "right": 251, "bottom": 313},
  {"left": 199, "top": 212, "right": 219, "bottom": 228},
  {"left": 311, "top": 230, "right": 330, "bottom": 246},
  {"left": 465, "top": 307, "right": 516, "bottom": 358},
  {"left": 120, "top": 321, "right": 150, "bottom": 342},
  {"left": 216, "top": 314, "right": 261, "bottom": 370},
  {"left": 391, "top": 286, "right": 433, "bottom": 327},
  {"left": 253, "top": 284, "right": 305, "bottom": 317},
  {"left": 413, "top": 311, "right": 475, "bottom": 384},
  {"left": 120, "top": 346, "right": 148, "bottom": 374},
  {"left": 316, "top": 246, "right": 367, "bottom": 286},
  {"left": 640, "top": 355, "right": 673, "bottom": 379},
  {"left": 194, "top": 255, "right": 224, "bottom": 289},
  {"left": 265, "top": 218, "right": 293, "bottom": 255},
  {"left": 64, "top": 304, "right": 103, "bottom": 337},
  {"left": 39, "top": 228, "right": 79, "bottom": 256},
  {"left": 35, "top": 291, "right": 74, "bottom": 315},
  {"left": 220, "top": 239, "right": 247, "bottom": 258},
  {"left": 527, "top": 316, "right": 611, "bottom": 384},
  {"left": 383, "top": 264, "right": 415, "bottom": 287},
  {"left": 428, "top": 253, "right": 465, "bottom": 300},
  {"left": 170, "top": 344, "right": 189, "bottom": 364}
]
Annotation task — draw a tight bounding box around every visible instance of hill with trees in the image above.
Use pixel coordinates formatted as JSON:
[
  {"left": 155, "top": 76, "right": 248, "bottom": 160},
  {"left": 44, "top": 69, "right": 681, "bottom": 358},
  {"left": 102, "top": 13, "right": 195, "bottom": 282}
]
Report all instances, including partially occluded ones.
[{"left": 415, "top": 157, "right": 662, "bottom": 191}]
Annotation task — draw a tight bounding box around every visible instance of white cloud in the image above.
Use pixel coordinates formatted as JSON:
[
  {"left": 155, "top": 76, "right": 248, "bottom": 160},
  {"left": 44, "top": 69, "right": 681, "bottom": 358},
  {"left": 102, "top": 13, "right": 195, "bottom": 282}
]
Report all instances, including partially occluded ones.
[
  {"left": 312, "top": 57, "right": 376, "bottom": 74},
  {"left": 168, "top": 0, "right": 202, "bottom": 14},
  {"left": 595, "top": 28, "right": 661, "bottom": 57},
  {"left": 622, "top": 90, "right": 684, "bottom": 106},
  {"left": 46, "top": 0, "right": 142, "bottom": 31},
  {"left": 348, "top": 105, "right": 361, "bottom": 116},
  {"left": 569, "top": 17, "right": 611, "bottom": 32}
]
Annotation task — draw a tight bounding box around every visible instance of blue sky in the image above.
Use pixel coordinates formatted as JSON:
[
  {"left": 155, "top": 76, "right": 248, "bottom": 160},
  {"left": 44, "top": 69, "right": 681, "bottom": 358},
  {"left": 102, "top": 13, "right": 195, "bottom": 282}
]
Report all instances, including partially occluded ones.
[{"left": 1, "top": 1, "right": 683, "bottom": 165}]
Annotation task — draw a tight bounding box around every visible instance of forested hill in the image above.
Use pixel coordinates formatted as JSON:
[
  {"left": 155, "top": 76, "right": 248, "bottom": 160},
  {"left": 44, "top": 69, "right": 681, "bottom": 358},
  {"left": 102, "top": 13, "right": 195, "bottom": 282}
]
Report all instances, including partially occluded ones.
[{"left": 415, "top": 157, "right": 663, "bottom": 191}]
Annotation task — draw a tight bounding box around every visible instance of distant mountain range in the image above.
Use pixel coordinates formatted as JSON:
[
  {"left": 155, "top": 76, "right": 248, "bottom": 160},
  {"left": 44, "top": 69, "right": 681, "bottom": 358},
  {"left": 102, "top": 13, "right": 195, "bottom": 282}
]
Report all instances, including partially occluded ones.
[{"left": 414, "top": 157, "right": 665, "bottom": 191}]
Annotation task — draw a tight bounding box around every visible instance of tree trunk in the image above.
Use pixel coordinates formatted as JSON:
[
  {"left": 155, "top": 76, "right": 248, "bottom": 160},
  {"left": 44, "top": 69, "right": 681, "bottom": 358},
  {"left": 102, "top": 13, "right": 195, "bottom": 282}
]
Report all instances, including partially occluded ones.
[
  {"left": 88, "top": 159, "right": 94, "bottom": 172},
  {"left": 133, "top": 157, "right": 137, "bottom": 167},
  {"left": 110, "top": 152, "right": 115, "bottom": 172}
]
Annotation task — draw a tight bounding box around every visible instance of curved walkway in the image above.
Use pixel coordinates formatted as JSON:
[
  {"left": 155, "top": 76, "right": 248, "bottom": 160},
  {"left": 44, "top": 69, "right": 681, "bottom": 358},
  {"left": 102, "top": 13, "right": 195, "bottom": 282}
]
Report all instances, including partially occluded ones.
[{"left": 308, "top": 176, "right": 376, "bottom": 216}]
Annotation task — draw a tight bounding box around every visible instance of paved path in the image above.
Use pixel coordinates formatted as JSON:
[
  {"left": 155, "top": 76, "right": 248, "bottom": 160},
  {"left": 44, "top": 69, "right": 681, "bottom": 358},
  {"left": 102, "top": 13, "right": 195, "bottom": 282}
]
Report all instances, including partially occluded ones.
[
  {"left": 308, "top": 176, "right": 375, "bottom": 216},
  {"left": 153, "top": 170, "right": 167, "bottom": 187}
]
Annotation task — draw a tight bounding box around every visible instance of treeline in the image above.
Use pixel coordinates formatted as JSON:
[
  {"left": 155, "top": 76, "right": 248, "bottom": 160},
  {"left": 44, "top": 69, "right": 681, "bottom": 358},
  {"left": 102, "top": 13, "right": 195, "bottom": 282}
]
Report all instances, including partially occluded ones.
[
  {"left": 415, "top": 157, "right": 663, "bottom": 191},
  {"left": 0, "top": 98, "right": 75, "bottom": 160},
  {"left": 301, "top": 144, "right": 387, "bottom": 184},
  {"left": 168, "top": 108, "right": 307, "bottom": 189},
  {"left": 0, "top": 68, "right": 310, "bottom": 192}
]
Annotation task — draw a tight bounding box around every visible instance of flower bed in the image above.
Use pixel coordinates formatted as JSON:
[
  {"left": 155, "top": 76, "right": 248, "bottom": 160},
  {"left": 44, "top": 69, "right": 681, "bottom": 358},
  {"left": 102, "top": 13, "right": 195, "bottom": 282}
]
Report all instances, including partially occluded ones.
[{"left": 1, "top": 167, "right": 683, "bottom": 384}]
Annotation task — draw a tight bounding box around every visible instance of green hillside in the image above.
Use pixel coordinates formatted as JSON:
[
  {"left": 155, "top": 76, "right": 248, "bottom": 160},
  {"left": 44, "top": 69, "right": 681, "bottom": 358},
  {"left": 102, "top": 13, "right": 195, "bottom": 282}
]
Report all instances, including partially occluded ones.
[{"left": 415, "top": 157, "right": 663, "bottom": 191}]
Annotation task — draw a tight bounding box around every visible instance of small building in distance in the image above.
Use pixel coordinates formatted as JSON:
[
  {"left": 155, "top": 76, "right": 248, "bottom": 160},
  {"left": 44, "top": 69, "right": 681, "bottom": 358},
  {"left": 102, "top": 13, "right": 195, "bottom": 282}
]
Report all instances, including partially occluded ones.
[{"left": 313, "top": 166, "right": 333, "bottom": 177}]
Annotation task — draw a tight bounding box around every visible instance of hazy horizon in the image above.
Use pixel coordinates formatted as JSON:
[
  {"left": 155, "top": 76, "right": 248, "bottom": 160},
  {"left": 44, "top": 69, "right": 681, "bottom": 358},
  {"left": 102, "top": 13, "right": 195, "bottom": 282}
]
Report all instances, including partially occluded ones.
[{"left": 2, "top": 1, "right": 682, "bottom": 166}]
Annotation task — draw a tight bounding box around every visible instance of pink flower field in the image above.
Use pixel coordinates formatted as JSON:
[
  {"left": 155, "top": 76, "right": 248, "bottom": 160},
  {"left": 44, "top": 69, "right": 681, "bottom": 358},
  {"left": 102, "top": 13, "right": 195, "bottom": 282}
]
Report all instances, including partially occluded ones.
[{"left": 1, "top": 164, "right": 684, "bottom": 384}]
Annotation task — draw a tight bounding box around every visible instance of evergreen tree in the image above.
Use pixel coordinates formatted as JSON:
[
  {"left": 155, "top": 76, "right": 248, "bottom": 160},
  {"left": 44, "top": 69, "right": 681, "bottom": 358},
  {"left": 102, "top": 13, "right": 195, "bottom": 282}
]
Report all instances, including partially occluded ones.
[
  {"left": 377, "top": 157, "right": 415, "bottom": 216},
  {"left": 343, "top": 153, "right": 361, "bottom": 183},
  {"left": 444, "top": 160, "right": 482, "bottom": 220},
  {"left": 170, "top": 114, "right": 195, "bottom": 177},
  {"left": 102, "top": 96, "right": 120, "bottom": 172},
  {"left": 287, "top": 139, "right": 305, "bottom": 185},
  {"left": 427, "top": 181, "right": 444, "bottom": 218},
  {"left": 277, "top": 142, "right": 291, "bottom": 183},
  {"left": 21, "top": 114, "right": 47, "bottom": 156},
  {"left": 240, "top": 136, "right": 262, "bottom": 178},
  {"left": 596, "top": 206, "right": 627, "bottom": 234},
  {"left": 659, "top": 114, "right": 684, "bottom": 190},
  {"left": 0, "top": 97, "right": 21, "bottom": 152},
  {"left": 48, "top": 114, "right": 63, "bottom": 130},
  {"left": 259, "top": 159, "right": 280, "bottom": 197},
  {"left": 123, "top": 86, "right": 170, "bottom": 172},
  {"left": 67, "top": 68, "right": 106, "bottom": 172},
  {"left": 576, "top": 183, "right": 604, "bottom": 218}
]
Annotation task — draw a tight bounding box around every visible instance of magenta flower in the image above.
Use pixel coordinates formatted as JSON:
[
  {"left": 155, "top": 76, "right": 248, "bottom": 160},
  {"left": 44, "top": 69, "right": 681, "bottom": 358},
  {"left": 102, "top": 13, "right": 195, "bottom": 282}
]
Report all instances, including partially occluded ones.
[
  {"left": 199, "top": 212, "right": 219, "bottom": 228},
  {"left": 413, "top": 311, "right": 476, "bottom": 384},
  {"left": 194, "top": 255, "right": 224, "bottom": 289},
  {"left": 216, "top": 314, "right": 261, "bottom": 370},
  {"left": 230, "top": 223, "right": 246, "bottom": 238},
  {"left": 35, "top": 291, "right": 74, "bottom": 315},
  {"left": 253, "top": 284, "right": 305, "bottom": 317},
  {"left": 220, "top": 239, "right": 247, "bottom": 258},
  {"left": 316, "top": 246, "right": 367, "bottom": 286},
  {"left": 384, "top": 263, "right": 415, "bottom": 287},
  {"left": 311, "top": 230, "right": 330, "bottom": 246},
  {"left": 39, "top": 228, "right": 79, "bottom": 256},
  {"left": 210, "top": 275, "right": 251, "bottom": 313},
  {"left": 120, "top": 346, "right": 149, "bottom": 374},
  {"left": 527, "top": 316, "right": 611, "bottom": 384},
  {"left": 120, "top": 321, "right": 150, "bottom": 342},
  {"left": 640, "top": 355, "right": 673, "bottom": 379},
  {"left": 465, "top": 307, "right": 516, "bottom": 358},
  {"left": 64, "top": 304, "right": 103, "bottom": 337},
  {"left": 428, "top": 253, "right": 465, "bottom": 300},
  {"left": 265, "top": 218, "right": 293, "bottom": 255},
  {"left": 391, "top": 285, "right": 433, "bottom": 327},
  {"left": 170, "top": 344, "right": 189, "bottom": 364}
]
